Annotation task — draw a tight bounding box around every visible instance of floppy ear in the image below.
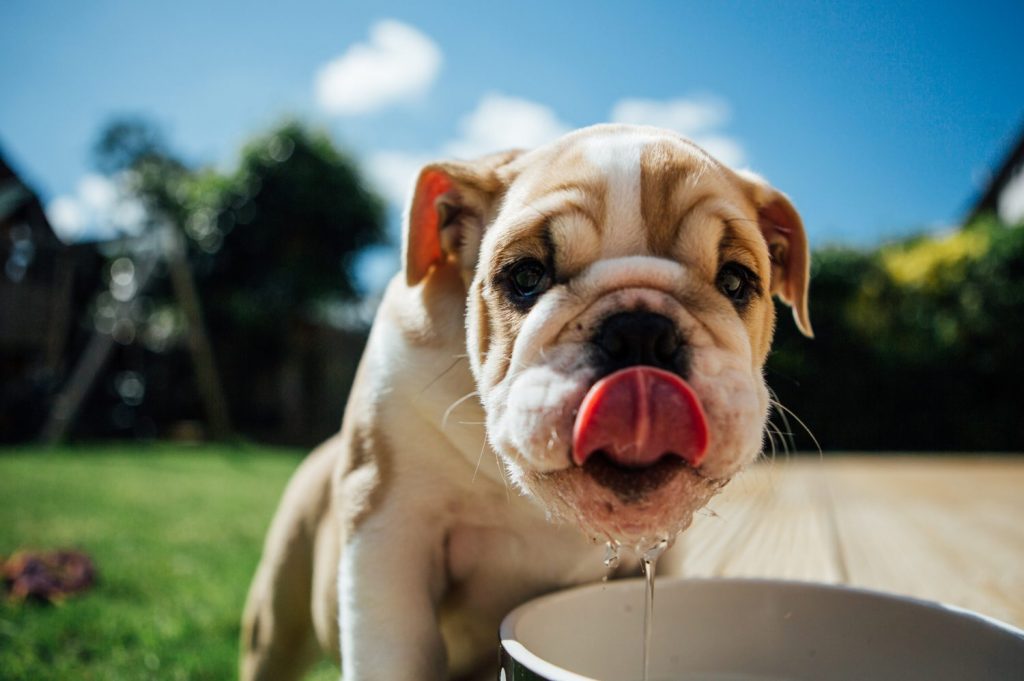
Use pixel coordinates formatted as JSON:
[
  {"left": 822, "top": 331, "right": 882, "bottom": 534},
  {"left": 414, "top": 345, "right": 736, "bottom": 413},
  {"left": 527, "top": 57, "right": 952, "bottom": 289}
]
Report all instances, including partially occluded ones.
[
  {"left": 735, "top": 170, "right": 813, "bottom": 338},
  {"left": 403, "top": 150, "right": 522, "bottom": 286}
]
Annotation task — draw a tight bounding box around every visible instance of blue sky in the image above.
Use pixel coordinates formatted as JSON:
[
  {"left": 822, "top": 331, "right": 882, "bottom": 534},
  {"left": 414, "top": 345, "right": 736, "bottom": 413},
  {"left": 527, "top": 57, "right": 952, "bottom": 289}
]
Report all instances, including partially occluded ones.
[{"left": 2, "top": 1, "right": 1022, "bottom": 273}]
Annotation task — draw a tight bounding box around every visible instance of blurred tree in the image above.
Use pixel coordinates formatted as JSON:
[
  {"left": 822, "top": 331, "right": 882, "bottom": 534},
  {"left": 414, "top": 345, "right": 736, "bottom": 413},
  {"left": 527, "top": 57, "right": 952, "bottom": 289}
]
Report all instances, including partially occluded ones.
[
  {"left": 94, "top": 117, "right": 169, "bottom": 175},
  {"left": 71, "top": 117, "right": 385, "bottom": 443},
  {"left": 184, "top": 122, "right": 385, "bottom": 346},
  {"left": 185, "top": 122, "right": 386, "bottom": 439},
  {"left": 767, "top": 215, "right": 1024, "bottom": 452},
  {"left": 93, "top": 117, "right": 192, "bottom": 229}
]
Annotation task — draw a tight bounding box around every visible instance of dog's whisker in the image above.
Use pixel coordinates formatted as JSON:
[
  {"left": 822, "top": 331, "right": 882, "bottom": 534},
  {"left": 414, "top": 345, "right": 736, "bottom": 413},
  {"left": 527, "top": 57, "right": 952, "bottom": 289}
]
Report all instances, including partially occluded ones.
[
  {"left": 442, "top": 391, "right": 479, "bottom": 430},
  {"left": 770, "top": 420, "right": 791, "bottom": 460},
  {"left": 767, "top": 414, "right": 792, "bottom": 457},
  {"left": 761, "top": 422, "right": 779, "bottom": 464},
  {"left": 770, "top": 419, "right": 794, "bottom": 461},
  {"left": 418, "top": 356, "right": 467, "bottom": 396},
  {"left": 769, "top": 395, "right": 822, "bottom": 459},
  {"left": 471, "top": 436, "right": 488, "bottom": 484},
  {"left": 767, "top": 387, "right": 799, "bottom": 456},
  {"left": 495, "top": 450, "right": 513, "bottom": 504},
  {"left": 768, "top": 403, "right": 799, "bottom": 458}
]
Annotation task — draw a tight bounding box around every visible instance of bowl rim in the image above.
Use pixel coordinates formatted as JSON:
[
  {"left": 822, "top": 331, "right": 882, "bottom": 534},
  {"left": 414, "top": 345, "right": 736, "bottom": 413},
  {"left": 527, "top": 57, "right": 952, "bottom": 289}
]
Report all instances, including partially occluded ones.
[{"left": 498, "top": 576, "right": 1024, "bottom": 681}]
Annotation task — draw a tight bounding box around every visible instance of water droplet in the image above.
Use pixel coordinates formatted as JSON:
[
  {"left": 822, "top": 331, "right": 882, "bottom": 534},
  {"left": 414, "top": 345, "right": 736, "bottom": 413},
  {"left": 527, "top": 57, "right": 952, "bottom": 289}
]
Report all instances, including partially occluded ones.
[
  {"left": 603, "top": 541, "right": 620, "bottom": 570},
  {"left": 641, "top": 537, "right": 670, "bottom": 681}
]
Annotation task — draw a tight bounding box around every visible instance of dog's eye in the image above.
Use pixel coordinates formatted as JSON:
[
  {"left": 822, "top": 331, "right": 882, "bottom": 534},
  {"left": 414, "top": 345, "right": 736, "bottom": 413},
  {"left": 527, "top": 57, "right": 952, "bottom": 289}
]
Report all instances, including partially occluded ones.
[
  {"left": 716, "top": 262, "right": 758, "bottom": 307},
  {"left": 507, "top": 258, "right": 551, "bottom": 302}
]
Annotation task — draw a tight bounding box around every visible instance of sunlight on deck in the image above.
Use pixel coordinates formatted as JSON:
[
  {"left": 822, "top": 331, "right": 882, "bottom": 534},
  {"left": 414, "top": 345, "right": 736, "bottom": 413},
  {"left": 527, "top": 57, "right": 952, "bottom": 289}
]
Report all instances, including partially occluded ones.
[{"left": 664, "top": 456, "right": 1024, "bottom": 628}]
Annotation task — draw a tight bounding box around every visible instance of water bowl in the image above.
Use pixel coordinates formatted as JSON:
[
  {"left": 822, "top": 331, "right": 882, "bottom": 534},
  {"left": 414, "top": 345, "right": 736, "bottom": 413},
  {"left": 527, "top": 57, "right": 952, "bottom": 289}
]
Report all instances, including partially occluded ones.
[{"left": 498, "top": 577, "right": 1024, "bottom": 681}]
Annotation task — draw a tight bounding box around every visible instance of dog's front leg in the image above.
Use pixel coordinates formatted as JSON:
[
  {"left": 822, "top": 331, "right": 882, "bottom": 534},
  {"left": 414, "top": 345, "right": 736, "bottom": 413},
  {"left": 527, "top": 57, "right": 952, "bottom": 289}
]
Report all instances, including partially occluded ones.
[{"left": 339, "top": 508, "right": 448, "bottom": 680}]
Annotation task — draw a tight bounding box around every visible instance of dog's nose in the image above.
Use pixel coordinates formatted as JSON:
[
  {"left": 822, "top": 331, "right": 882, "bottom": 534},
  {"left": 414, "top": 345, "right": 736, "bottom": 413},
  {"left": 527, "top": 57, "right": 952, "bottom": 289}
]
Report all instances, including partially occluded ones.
[{"left": 592, "top": 311, "right": 688, "bottom": 376}]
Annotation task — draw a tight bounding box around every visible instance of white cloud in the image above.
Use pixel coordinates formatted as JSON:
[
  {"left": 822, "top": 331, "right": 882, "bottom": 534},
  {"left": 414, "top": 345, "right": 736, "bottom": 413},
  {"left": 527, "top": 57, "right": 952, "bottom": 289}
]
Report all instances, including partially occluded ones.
[
  {"left": 610, "top": 95, "right": 746, "bottom": 166},
  {"left": 688, "top": 134, "right": 746, "bottom": 168},
  {"left": 610, "top": 96, "right": 729, "bottom": 135},
  {"left": 364, "top": 92, "right": 748, "bottom": 213},
  {"left": 365, "top": 93, "right": 570, "bottom": 205},
  {"left": 315, "top": 20, "right": 442, "bottom": 115},
  {"left": 46, "top": 196, "right": 85, "bottom": 240},
  {"left": 443, "top": 93, "right": 570, "bottom": 159},
  {"left": 364, "top": 150, "right": 433, "bottom": 206},
  {"left": 45, "top": 173, "right": 147, "bottom": 243}
]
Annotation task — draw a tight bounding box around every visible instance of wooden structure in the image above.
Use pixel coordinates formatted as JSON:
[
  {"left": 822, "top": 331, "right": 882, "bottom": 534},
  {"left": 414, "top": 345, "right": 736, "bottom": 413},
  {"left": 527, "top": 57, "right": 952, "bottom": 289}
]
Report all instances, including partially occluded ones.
[
  {"left": 41, "top": 225, "right": 231, "bottom": 444},
  {"left": 663, "top": 455, "right": 1024, "bottom": 629},
  {"left": 0, "top": 152, "right": 94, "bottom": 441},
  {"left": 967, "top": 123, "right": 1024, "bottom": 225}
]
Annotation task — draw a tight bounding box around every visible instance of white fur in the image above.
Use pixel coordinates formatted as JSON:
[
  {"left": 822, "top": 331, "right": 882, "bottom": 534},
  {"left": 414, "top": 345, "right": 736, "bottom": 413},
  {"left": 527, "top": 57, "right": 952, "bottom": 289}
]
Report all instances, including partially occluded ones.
[
  {"left": 339, "top": 285, "right": 606, "bottom": 679},
  {"left": 582, "top": 131, "right": 649, "bottom": 258}
]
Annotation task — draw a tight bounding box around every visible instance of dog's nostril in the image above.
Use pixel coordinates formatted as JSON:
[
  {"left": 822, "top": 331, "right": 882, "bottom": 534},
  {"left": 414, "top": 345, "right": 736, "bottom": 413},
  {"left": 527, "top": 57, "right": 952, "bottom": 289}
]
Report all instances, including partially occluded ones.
[
  {"left": 655, "top": 331, "right": 677, "bottom": 364},
  {"left": 603, "top": 332, "right": 625, "bottom": 359},
  {"left": 593, "top": 312, "right": 686, "bottom": 374}
]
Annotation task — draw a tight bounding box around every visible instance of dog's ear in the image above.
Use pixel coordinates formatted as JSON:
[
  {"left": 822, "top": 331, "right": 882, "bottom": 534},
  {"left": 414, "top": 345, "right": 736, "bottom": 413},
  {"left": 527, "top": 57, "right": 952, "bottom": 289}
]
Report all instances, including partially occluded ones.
[
  {"left": 735, "top": 170, "right": 813, "bottom": 337},
  {"left": 404, "top": 150, "right": 522, "bottom": 286}
]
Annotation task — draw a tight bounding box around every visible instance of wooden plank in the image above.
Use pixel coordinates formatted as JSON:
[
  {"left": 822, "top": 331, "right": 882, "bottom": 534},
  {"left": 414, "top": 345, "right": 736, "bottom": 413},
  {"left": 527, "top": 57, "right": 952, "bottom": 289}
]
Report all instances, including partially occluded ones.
[
  {"left": 661, "top": 456, "right": 1024, "bottom": 628},
  {"left": 828, "top": 457, "right": 1024, "bottom": 627},
  {"left": 664, "top": 460, "right": 844, "bottom": 582},
  {"left": 663, "top": 464, "right": 777, "bottom": 577}
]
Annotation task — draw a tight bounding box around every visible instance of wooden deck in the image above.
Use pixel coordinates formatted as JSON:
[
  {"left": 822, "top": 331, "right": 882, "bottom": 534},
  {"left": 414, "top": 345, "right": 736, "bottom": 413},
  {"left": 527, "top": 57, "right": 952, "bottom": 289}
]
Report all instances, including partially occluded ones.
[{"left": 661, "top": 455, "right": 1024, "bottom": 629}]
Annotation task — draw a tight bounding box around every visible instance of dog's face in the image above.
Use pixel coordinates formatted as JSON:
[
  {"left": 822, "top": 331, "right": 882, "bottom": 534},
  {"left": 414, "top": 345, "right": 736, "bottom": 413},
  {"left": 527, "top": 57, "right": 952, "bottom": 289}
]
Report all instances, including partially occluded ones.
[{"left": 403, "top": 125, "right": 811, "bottom": 549}]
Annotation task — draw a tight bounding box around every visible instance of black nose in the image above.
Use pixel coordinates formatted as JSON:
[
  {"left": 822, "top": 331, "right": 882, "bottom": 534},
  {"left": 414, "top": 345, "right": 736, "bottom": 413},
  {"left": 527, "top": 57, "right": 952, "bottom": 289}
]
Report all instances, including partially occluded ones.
[{"left": 592, "top": 311, "right": 688, "bottom": 376}]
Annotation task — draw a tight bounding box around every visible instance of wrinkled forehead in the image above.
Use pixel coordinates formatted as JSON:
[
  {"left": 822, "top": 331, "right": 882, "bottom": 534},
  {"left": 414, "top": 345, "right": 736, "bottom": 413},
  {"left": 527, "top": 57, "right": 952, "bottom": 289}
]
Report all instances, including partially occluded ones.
[{"left": 495, "top": 126, "right": 766, "bottom": 278}]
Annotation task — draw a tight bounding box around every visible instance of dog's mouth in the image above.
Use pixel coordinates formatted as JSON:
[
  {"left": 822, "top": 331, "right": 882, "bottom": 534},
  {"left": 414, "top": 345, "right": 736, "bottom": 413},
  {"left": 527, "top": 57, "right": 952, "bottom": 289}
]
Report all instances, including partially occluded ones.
[
  {"left": 527, "top": 450, "right": 723, "bottom": 549},
  {"left": 580, "top": 451, "right": 689, "bottom": 503},
  {"left": 571, "top": 365, "right": 709, "bottom": 504},
  {"left": 519, "top": 365, "right": 722, "bottom": 546}
]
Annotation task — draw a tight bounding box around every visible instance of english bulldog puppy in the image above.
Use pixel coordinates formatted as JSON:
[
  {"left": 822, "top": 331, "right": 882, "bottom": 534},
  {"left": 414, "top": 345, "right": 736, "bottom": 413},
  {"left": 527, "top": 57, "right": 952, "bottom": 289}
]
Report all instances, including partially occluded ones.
[{"left": 241, "top": 124, "right": 812, "bottom": 681}]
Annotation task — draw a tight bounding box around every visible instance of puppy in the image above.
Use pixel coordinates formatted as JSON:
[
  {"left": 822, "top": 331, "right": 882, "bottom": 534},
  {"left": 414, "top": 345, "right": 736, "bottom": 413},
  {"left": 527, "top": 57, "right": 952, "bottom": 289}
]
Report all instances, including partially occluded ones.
[{"left": 240, "top": 124, "right": 812, "bottom": 681}]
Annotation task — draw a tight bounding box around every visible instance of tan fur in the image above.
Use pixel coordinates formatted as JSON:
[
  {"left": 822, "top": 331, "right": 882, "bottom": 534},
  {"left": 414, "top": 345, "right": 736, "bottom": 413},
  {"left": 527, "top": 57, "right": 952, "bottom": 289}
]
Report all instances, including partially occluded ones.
[{"left": 241, "top": 124, "right": 811, "bottom": 681}]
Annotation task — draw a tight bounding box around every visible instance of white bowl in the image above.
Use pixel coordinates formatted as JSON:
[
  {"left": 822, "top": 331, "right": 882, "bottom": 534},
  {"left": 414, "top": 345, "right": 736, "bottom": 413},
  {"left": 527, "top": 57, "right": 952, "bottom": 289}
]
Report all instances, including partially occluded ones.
[{"left": 499, "top": 577, "right": 1024, "bottom": 681}]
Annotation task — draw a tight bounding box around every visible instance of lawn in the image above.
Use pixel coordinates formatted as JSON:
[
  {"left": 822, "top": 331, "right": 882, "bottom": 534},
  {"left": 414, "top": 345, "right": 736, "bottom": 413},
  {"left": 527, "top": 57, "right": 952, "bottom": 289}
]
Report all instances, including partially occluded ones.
[{"left": 0, "top": 443, "right": 338, "bottom": 681}]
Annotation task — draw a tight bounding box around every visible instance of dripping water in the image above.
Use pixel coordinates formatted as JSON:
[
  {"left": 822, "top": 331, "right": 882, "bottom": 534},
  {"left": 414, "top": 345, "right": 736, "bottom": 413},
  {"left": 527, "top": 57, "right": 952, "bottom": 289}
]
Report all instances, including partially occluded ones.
[
  {"left": 603, "top": 540, "right": 621, "bottom": 582},
  {"left": 640, "top": 538, "right": 669, "bottom": 681}
]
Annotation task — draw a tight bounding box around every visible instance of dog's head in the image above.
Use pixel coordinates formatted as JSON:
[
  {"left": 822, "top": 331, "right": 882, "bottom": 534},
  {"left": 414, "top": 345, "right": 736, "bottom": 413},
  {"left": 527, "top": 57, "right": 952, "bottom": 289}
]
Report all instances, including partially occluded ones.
[{"left": 403, "top": 124, "right": 811, "bottom": 548}]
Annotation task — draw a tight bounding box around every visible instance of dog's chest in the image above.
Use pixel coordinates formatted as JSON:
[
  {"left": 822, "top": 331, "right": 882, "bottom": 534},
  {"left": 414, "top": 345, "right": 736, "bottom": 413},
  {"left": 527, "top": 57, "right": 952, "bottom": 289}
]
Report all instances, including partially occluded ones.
[{"left": 444, "top": 508, "right": 606, "bottom": 600}]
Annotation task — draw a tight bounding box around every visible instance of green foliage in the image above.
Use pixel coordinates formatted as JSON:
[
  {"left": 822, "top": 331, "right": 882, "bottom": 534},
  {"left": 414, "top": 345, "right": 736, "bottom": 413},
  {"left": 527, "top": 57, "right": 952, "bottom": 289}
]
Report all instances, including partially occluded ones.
[
  {"left": 767, "top": 215, "right": 1024, "bottom": 451},
  {"left": 94, "top": 117, "right": 385, "bottom": 322},
  {"left": 188, "top": 121, "right": 385, "bottom": 338},
  {"left": 93, "top": 118, "right": 171, "bottom": 177},
  {"left": 0, "top": 444, "right": 339, "bottom": 681},
  {"left": 83, "top": 117, "right": 386, "bottom": 440},
  {"left": 93, "top": 118, "right": 192, "bottom": 231}
]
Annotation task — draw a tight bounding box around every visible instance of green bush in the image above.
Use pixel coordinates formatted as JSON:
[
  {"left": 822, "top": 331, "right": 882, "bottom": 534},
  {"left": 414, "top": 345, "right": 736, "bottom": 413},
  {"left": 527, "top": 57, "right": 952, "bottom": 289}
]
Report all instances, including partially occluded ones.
[{"left": 767, "top": 216, "right": 1024, "bottom": 452}]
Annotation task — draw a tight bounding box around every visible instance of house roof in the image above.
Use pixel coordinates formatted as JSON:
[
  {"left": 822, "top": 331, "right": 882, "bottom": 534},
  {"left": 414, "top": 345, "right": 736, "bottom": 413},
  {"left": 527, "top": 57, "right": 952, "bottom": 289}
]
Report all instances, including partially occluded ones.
[
  {"left": 0, "top": 148, "right": 62, "bottom": 247},
  {"left": 967, "top": 123, "right": 1024, "bottom": 225}
]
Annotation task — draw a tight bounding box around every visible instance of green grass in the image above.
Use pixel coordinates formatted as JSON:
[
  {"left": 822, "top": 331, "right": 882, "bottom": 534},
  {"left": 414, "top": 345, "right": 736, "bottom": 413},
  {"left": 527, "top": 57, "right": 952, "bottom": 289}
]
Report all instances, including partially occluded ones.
[{"left": 0, "top": 443, "right": 339, "bottom": 681}]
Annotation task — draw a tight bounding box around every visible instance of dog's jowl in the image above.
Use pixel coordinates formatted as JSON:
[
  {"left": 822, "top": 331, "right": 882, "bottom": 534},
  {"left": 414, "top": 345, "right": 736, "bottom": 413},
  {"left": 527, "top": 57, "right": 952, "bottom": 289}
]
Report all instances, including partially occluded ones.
[{"left": 241, "top": 124, "right": 811, "bottom": 681}]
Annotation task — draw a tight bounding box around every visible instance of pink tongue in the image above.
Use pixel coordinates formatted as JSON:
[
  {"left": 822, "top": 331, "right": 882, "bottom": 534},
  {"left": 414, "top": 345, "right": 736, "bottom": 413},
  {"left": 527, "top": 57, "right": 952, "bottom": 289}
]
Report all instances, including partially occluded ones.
[{"left": 572, "top": 366, "right": 709, "bottom": 468}]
